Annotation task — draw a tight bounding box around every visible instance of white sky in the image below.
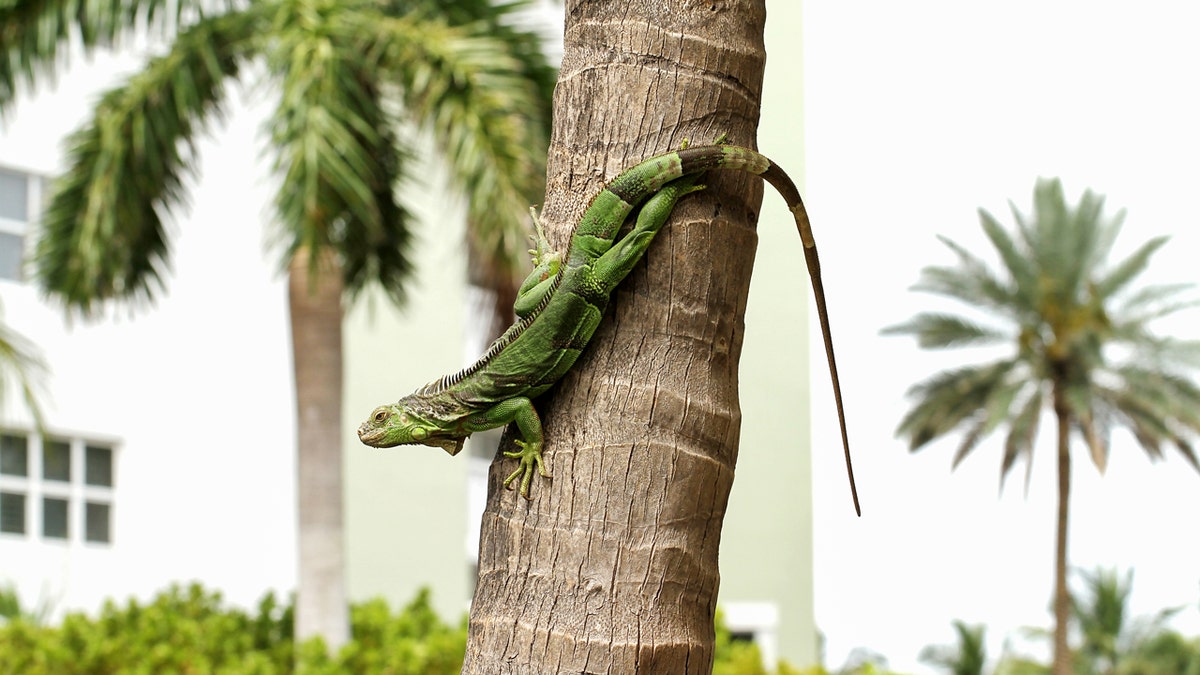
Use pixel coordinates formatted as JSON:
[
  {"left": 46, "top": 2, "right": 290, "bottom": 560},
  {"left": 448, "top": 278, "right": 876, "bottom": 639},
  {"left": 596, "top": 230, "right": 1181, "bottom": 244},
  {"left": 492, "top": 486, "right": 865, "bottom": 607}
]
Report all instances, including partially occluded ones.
[{"left": 802, "top": 2, "right": 1200, "bottom": 672}]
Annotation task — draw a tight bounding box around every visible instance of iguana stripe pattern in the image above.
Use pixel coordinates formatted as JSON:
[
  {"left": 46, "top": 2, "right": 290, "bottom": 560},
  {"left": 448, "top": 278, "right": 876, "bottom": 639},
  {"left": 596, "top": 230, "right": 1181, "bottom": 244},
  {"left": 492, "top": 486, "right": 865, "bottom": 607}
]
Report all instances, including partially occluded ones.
[{"left": 358, "top": 143, "right": 861, "bottom": 515}]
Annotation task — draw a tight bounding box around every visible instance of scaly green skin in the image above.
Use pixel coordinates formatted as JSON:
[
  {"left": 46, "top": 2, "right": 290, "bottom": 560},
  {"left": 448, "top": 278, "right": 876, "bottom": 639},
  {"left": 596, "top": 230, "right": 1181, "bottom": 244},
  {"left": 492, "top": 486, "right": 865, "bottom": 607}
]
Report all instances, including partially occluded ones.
[{"left": 358, "top": 143, "right": 860, "bottom": 513}]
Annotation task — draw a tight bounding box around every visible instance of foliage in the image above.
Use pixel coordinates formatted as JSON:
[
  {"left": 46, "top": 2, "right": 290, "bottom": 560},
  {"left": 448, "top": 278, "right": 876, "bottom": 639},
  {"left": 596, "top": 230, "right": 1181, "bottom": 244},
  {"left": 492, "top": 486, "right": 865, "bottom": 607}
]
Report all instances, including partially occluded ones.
[
  {"left": 1117, "top": 630, "right": 1200, "bottom": 675},
  {"left": 886, "top": 177, "right": 1200, "bottom": 480},
  {"left": 0, "top": 583, "right": 849, "bottom": 674},
  {"left": 0, "top": 582, "right": 52, "bottom": 626},
  {"left": 1, "top": 0, "right": 554, "bottom": 315},
  {"left": 887, "top": 178, "right": 1200, "bottom": 675},
  {"left": 968, "top": 567, "right": 1200, "bottom": 675},
  {"left": 920, "top": 620, "right": 987, "bottom": 675},
  {"left": 0, "top": 583, "right": 465, "bottom": 674},
  {"left": 0, "top": 300, "right": 45, "bottom": 425}
]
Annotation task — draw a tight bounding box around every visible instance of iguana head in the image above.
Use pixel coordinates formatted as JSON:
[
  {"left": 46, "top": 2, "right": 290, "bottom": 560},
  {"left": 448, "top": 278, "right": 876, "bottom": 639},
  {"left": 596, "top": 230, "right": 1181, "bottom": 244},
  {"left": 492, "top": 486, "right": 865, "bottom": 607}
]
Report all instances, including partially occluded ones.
[{"left": 357, "top": 399, "right": 466, "bottom": 456}]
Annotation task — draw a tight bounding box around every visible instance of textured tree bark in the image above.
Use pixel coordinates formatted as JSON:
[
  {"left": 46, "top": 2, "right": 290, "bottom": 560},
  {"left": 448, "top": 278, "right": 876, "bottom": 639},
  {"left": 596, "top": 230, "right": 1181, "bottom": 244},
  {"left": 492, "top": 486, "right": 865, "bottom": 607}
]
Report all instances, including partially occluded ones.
[
  {"left": 289, "top": 248, "right": 351, "bottom": 651},
  {"left": 463, "top": 2, "right": 768, "bottom": 672}
]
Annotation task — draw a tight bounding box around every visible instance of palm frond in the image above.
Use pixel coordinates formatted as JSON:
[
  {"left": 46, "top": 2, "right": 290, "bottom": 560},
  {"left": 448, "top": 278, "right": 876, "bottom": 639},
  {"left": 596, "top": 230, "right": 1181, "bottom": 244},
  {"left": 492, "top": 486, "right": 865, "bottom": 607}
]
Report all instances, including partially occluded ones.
[
  {"left": 31, "top": 9, "right": 256, "bottom": 314},
  {"left": 1001, "top": 387, "right": 1043, "bottom": 488},
  {"left": 883, "top": 312, "right": 1008, "bottom": 349},
  {"left": 0, "top": 0, "right": 232, "bottom": 115},
  {"left": 265, "top": 0, "right": 416, "bottom": 302},
  {"left": 1096, "top": 235, "right": 1169, "bottom": 300},
  {"left": 0, "top": 310, "right": 47, "bottom": 428},
  {"left": 950, "top": 373, "right": 1023, "bottom": 469},
  {"left": 1059, "top": 187, "right": 1115, "bottom": 304},
  {"left": 897, "top": 359, "right": 1021, "bottom": 453},
  {"left": 911, "top": 234, "right": 1020, "bottom": 315},
  {"left": 1071, "top": 567, "right": 1132, "bottom": 671},
  {"left": 358, "top": 10, "right": 550, "bottom": 277},
  {"left": 978, "top": 208, "right": 1038, "bottom": 312},
  {"left": 919, "top": 620, "right": 987, "bottom": 675},
  {"left": 1096, "top": 369, "right": 1200, "bottom": 470}
]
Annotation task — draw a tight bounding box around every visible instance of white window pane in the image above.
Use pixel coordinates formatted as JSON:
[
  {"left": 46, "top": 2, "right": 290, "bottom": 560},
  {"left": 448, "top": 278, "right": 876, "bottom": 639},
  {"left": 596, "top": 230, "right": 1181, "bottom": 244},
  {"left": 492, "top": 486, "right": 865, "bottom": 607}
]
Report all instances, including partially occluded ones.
[
  {"left": 0, "top": 231, "right": 22, "bottom": 281},
  {"left": 0, "top": 170, "right": 27, "bottom": 221}
]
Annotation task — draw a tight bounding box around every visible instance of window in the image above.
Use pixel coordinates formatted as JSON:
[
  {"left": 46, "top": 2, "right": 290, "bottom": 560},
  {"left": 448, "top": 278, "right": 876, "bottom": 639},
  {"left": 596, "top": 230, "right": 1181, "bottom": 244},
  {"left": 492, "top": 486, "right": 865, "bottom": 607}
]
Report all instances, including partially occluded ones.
[
  {"left": 0, "top": 434, "right": 27, "bottom": 476},
  {"left": 85, "top": 502, "right": 111, "bottom": 543},
  {"left": 43, "top": 439, "right": 71, "bottom": 482},
  {"left": 0, "top": 169, "right": 27, "bottom": 221},
  {"left": 0, "top": 166, "right": 42, "bottom": 282},
  {"left": 42, "top": 497, "right": 67, "bottom": 539},
  {"left": 0, "top": 491, "right": 25, "bottom": 534},
  {"left": 0, "top": 431, "right": 116, "bottom": 545},
  {"left": 85, "top": 445, "right": 113, "bottom": 487}
]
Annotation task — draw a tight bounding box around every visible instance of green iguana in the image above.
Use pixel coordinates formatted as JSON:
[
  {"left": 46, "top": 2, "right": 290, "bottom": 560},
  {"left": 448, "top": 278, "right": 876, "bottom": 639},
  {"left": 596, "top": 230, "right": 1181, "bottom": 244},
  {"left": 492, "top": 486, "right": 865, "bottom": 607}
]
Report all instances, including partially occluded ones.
[{"left": 357, "top": 142, "right": 860, "bottom": 515}]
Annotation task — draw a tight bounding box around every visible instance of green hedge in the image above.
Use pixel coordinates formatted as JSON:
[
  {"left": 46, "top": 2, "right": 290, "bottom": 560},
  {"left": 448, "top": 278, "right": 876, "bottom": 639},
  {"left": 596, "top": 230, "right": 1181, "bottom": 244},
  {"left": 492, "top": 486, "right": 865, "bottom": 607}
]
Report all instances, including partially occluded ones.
[
  {"left": 0, "top": 583, "right": 829, "bottom": 674},
  {"left": 0, "top": 583, "right": 462, "bottom": 674}
]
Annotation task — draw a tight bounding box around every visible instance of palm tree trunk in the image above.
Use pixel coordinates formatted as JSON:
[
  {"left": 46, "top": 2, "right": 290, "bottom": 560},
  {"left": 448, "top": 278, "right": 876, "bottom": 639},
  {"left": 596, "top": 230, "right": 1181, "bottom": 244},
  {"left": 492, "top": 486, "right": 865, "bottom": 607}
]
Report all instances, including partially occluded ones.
[
  {"left": 461, "top": 2, "right": 769, "bottom": 672},
  {"left": 1052, "top": 384, "right": 1073, "bottom": 675},
  {"left": 289, "top": 248, "right": 350, "bottom": 651}
]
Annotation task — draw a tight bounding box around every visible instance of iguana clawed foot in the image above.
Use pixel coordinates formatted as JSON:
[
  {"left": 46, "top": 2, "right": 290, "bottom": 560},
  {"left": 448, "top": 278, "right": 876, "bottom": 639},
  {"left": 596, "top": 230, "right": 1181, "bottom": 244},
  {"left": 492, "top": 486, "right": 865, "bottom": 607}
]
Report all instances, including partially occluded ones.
[{"left": 502, "top": 439, "right": 550, "bottom": 499}]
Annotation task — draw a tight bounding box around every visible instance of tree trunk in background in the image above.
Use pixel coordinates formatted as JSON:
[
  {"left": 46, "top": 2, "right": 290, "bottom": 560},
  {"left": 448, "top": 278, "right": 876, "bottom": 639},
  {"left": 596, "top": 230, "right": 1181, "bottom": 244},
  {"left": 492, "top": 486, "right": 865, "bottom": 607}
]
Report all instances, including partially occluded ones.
[
  {"left": 1052, "top": 388, "right": 1073, "bottom": 675},
  {"left": 463, "top": 2, "right": 769, "bottom": 672},
  {"left": 289, "top": 248, "right": 350, "bottom": 651}
]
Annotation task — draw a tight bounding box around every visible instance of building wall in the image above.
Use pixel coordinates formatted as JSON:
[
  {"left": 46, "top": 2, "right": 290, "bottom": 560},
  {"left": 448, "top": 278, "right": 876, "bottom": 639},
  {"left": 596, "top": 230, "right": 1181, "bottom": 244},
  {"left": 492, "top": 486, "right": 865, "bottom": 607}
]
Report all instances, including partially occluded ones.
[
  {"left": 719, "top": 1, "right": 820, "bottom": 666},
  {"left": 0, "top": 54, "right": 297, "bottom": 618}
]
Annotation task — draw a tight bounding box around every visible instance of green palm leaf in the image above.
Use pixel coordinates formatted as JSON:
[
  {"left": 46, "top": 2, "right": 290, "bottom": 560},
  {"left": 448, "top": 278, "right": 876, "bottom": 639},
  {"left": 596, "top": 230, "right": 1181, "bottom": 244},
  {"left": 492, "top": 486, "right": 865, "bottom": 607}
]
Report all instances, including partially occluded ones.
[
  {"left": 883, "top": 312, "right": 1008, "bottom": 349},
  {"left": 31, "top": 9, "right": 256, "bottom": 313},
  {"left": 0, "top": 306, "right": 46, "bottom": 427},
  {"left": 0, "top": 0, "right": 231, "bottom": 114}
]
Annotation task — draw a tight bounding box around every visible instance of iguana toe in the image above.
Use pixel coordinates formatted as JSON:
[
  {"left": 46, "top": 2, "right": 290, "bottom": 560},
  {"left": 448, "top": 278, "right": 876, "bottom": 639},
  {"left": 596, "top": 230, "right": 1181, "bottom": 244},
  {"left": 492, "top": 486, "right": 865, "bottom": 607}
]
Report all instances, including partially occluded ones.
[{"left": 502, "top": 440, "right": 549, "bottom": 499}]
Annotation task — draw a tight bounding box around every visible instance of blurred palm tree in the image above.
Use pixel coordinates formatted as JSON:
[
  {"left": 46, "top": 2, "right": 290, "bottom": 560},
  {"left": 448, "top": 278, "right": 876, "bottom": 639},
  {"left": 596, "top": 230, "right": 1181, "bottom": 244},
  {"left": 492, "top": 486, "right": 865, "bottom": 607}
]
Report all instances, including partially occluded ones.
[
  {"left": 2, "top": 0, "right": 553, "bottom": 650},
  {"left": 1072, "top": 567, "right": 1133, "bottom": 674},
  {"left": 920, "top": 620, "right": 987, "bottom": 675},
  {"left": 886, "top": 178, "right": 1200, "bottom": 675}
]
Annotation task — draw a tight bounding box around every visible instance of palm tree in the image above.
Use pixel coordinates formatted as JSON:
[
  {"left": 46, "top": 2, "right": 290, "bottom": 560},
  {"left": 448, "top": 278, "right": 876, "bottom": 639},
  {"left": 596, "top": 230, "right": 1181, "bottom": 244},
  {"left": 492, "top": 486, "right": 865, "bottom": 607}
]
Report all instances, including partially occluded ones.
[
  {"left": 1072, "top": 567, "right": 1134, "bottom": 674},
  {"left": 920, "top": 620, "right": 988, "bottom": 675},
  {"left": 2, "top": 0, "right": 553, "bottom": 650},
  {"left": 886, "top": 178, "right": 1200, "bottom": 675}
]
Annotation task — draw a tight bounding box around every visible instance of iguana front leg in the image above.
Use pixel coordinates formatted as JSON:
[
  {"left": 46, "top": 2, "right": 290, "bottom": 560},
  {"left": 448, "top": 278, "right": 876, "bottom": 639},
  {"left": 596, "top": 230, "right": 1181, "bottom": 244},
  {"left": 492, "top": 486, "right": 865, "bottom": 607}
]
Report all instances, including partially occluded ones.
[{"left": 464, "top": 396, "right": 549, "bottom": 498}]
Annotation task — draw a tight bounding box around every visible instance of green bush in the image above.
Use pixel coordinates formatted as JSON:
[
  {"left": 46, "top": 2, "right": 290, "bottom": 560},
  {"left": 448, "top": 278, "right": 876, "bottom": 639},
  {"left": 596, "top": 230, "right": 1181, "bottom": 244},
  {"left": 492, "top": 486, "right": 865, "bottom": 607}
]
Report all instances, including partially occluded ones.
[
  {"left": 0, "top": 583, "right": 463, "bottom": 674},
  {"left": 1, "top": 583, "right": 873, "bottom": 674}
]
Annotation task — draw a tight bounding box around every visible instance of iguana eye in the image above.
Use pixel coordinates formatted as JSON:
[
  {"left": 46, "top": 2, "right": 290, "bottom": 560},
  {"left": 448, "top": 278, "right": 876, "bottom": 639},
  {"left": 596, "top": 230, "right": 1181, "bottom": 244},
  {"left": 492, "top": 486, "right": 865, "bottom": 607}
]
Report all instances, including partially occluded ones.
[{"left": 373, "top": 409, "right": 388, "bottom": 423}]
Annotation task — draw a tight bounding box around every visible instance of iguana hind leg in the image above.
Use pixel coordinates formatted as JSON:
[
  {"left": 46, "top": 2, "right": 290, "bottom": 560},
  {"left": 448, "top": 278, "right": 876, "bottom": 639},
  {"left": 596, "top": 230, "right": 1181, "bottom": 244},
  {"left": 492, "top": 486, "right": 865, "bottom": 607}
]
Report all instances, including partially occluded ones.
[{"left": 591, "top": 175, "right": 705, "bottom": 291}]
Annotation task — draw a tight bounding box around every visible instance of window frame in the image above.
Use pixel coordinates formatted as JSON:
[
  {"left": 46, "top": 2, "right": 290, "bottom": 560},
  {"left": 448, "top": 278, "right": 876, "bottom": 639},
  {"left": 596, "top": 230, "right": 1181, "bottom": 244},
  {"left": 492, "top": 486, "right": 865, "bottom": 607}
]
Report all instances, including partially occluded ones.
[{"left": 0, "top": 429, "right": 117, "bottom": 545}]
